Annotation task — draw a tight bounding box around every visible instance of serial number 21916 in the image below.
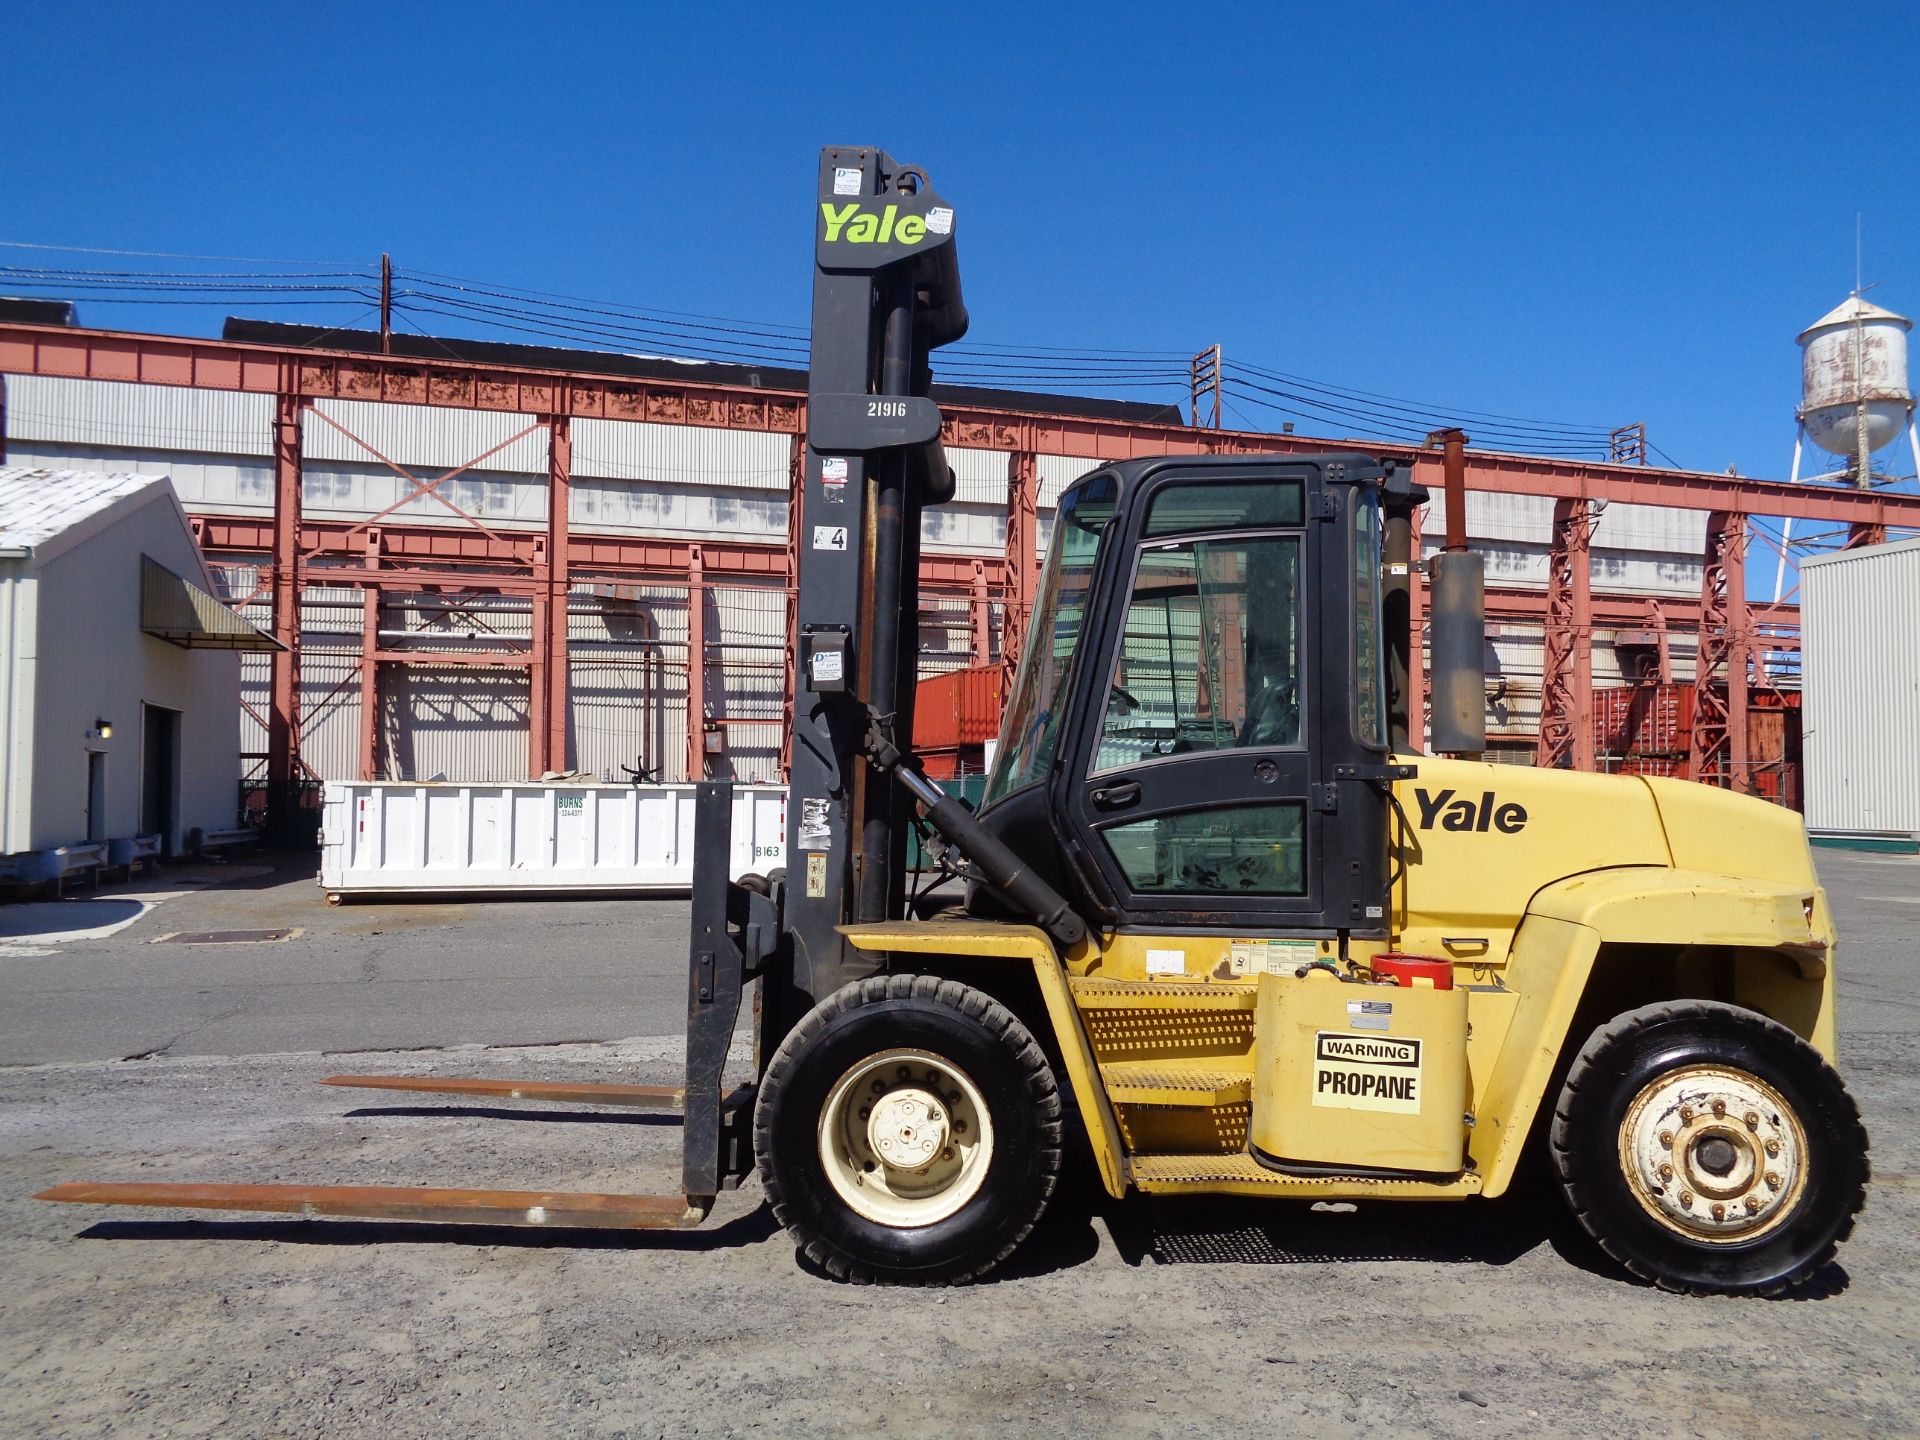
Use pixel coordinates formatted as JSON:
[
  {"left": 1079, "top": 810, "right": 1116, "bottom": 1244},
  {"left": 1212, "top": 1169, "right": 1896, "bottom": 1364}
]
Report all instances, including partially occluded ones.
[{"left": 867, "top": 400, "right": 907, "bottom": 418}]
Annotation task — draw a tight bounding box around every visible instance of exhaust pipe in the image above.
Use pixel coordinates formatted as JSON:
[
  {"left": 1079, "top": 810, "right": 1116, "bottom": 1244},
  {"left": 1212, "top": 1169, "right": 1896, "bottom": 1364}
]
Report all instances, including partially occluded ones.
[{"left": 1425, "top": 430, "right": 1486, "bottom": 756}]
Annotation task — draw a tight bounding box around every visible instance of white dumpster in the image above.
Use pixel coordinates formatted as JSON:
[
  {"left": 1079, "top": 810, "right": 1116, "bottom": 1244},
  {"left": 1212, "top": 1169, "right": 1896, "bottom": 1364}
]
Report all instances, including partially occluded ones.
[{"left": 319, "top": 782, "right": 787, "bottom": 900}]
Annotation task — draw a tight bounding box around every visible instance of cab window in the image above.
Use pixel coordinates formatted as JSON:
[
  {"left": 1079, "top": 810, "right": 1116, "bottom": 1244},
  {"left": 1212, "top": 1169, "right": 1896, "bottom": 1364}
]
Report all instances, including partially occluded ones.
[{"left": 1092, "top": 532, "right": 1303, "bottom": 773}]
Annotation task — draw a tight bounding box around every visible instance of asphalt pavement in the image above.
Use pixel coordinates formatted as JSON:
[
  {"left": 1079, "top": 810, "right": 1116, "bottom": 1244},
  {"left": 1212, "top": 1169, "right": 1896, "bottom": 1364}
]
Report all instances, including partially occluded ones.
[
  {"left": 0, "top": 845, "right": 1912, "bottom": 1068},
  {"left": 0, "top": 855, "right": 692, "bottom": 1065}
]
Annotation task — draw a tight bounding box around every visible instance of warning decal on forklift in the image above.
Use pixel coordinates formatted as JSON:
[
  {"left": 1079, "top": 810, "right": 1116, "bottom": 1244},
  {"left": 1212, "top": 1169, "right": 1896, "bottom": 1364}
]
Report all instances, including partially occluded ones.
[
  {"left": 821, "top": 456, "right": 849, "bottom": 501},
  {"left": 805, "top": 852, "right": 828, "bottom": 897},
  {"left": 797, "top": 798, "right": 832, "bottom": 847},
  {"left": 1311, "top": 1032, "right": 1422, "bottom": 1114}
]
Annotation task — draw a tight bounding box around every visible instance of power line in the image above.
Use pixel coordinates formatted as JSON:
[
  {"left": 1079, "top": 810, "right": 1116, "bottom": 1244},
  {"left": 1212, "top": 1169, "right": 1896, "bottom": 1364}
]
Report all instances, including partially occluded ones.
[{"left": 0, "top": 246, "right": 1644, "bottom": 462}]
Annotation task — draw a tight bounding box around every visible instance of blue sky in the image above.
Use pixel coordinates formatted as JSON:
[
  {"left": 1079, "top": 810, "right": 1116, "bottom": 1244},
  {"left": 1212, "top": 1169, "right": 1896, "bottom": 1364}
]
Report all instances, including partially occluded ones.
[{"left": 6, "top": 2, "right": 1917, "bottom": 489}]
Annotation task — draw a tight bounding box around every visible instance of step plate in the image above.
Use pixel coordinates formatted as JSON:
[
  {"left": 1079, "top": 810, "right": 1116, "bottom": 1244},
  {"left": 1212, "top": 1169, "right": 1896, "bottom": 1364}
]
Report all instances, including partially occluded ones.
[
  {"left": 35, "top": 1182, "right": 711, "bottom": 1230},
  {"left": 1129, "top": 1154, "right": 1479, "bottom": 1199},
  {"left": 1101, "top": 1063, "right": 1253, "bottom": 1107}
]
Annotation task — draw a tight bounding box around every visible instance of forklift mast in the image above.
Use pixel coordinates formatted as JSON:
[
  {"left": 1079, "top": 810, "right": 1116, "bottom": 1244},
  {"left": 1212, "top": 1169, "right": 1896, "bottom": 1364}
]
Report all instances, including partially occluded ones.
[{"left": 776, "top": 147, "right": 968, "bottom": 1029}]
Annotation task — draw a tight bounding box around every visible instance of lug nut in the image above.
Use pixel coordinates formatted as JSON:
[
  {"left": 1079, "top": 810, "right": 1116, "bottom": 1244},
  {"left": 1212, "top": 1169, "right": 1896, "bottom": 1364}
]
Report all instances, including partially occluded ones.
[
  {"left": 896, "top": 1066, "right": 911, "bottom": 1079},
  {"left": 1765, "top": 1172, "right": 1782, "bottom": 1190},
  {"left": 1680, "top": 1105, "right": 1694, "bottom": 1123},
  {"left": 1711, "top": 1203, "right": 1726, "bottom": 1221},
  {"left": 1658, "top": 1131, "right": 1674, "bottom": 1148},
  {"left": 953, "top": 1120, "right": 967, "bottom": 1134},
  {"left": 859, "top": 1106, "right": 871, "bottom": 1120},
  {"left": 1658, "top": 1163, "right": 1674, "bottom": 1181},
  {"left": 1744, "top": 1112, "right": 1760, "bottom": 1130},
  {"left": 941, "top": 1147, "right": 955, "bottom": 1161},
  {"left": 1678, "top": 1191, "right": 1695, "bottom": 1207},
  {"left": 1745, "top": 1197, "right": 1762, "bottom": 1214},
  {"left": 871, "top": 1079, "right": 886, "bottom": 1094},
  {"left": 1711, "top": 1100, "right": 1726, "bottom": 1118},
  {"left": 1766, "top": 1139, "right": 1781, "bottom": 1157}
]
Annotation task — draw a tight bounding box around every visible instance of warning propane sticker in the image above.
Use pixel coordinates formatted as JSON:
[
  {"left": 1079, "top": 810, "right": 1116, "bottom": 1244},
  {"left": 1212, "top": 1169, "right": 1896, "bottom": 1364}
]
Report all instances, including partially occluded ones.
[{"left": 1311, "top": 1031, "right": 1423, "bottom": 1114}]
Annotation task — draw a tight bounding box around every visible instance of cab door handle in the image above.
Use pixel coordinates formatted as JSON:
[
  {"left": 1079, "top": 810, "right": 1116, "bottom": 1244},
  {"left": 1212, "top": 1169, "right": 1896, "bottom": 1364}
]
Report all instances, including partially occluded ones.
[{"left": 1090, "top": 781, "right": 1141, "bottom": 811}]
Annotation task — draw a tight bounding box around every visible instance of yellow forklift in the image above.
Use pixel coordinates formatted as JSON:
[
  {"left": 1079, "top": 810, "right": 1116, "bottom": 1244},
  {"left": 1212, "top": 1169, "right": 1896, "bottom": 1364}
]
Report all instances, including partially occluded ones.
[{"left": 42, "top": 147, "right": 1867, "bottom": 1297}]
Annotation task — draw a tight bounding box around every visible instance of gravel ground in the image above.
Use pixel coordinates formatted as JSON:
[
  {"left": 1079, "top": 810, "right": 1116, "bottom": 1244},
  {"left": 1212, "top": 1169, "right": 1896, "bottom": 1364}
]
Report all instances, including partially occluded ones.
[{"left": 1, "top": 853, "right": 1915, "bottom": 1439}]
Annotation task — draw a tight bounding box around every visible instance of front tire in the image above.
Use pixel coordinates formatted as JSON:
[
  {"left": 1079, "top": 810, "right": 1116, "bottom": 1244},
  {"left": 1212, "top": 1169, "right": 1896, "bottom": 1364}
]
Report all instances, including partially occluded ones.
[
  {"left": 1552, "top": 1000, "right": 1868, "bottom": 1296},
  {"left": 754, "top": 974, "right": 1062, "bottom": 1284}
]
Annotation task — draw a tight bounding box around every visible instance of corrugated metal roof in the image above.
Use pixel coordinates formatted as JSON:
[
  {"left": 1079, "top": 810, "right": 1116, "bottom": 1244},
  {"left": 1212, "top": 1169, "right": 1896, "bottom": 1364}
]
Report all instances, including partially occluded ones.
[
  {"left": 1798, "top": 295, "right": 1911, "bottom": 340},
  {"left": 0, "top": 467, "right": 169, "bottom": 553}
]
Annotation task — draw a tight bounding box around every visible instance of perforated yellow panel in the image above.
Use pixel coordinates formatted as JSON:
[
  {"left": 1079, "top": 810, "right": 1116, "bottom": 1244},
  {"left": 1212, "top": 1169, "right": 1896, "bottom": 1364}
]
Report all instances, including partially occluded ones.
[
  {"left": 1082, "top": 1008, "right": 1255, "bottom": 1060},
  {"left": 1069, "top": 978, "right": 1257, "bottom": 1010},
  {"left": 1118, "top": 1102, "right": 1251, "bottom": 1157}
]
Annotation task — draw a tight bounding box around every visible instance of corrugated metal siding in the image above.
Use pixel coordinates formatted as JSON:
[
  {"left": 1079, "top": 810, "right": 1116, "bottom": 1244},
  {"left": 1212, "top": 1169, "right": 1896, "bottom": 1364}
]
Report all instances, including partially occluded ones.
[
  {"left": 304, "top": 398, "right": 549, "bottom": 471},
  {"left": 570, "top": 477, "right": 785, "bottom": 539},
  {"left": 1038, "top": 453, "right": 1094, "bottom": 509},
  {"left": 710, "top": 584, "right": 787, "bottom": 785},
  {"left": 1801, "top": 538, "right": 1920, "bottom": 831},
  {"left": 922, "top": 504, "right": 1003, "bottom": 553},
  {"left": 573, "top": 420, "right": 789, "bottom": 490},
  {"left": 4, "top": 377, "right": 273, "bottom": 457},
  {"left": 571, "top": 582, "right": 685, "bottom": 784},
  {"left": 301, "top": 460, "right": 550, "bottom": 528},
  {"left": 385, "top": 664, "right": 531, "bottom": 782},
  {"left": 949, "top": 447, "right": 1010, "bottom": 506}
]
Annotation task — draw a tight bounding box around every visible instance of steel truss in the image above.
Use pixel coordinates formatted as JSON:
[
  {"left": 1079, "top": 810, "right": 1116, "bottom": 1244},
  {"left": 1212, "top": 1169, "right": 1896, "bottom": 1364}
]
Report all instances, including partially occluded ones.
[{"left": 7, "top": 321, "right": 1919, "bottom": 812}]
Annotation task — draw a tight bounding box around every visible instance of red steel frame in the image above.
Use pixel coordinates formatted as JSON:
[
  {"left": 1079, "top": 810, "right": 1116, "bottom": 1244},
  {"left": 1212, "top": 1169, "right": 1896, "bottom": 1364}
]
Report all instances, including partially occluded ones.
[
  {"left": 8, "top": 321, "right": 1920, "bottom": 811},
  {"left": 1536, "top": 498, "right": 1597, "bottom": 769}
]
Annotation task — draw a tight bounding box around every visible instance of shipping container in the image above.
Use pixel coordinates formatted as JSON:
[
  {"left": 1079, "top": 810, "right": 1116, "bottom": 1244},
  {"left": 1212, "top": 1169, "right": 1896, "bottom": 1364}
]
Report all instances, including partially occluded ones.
[
  {"left": 319, "top": 781, "right": 786, "bottom": 899},
  {"left": 1593, "top": 683, "right": 1694, "bottom": 758}
]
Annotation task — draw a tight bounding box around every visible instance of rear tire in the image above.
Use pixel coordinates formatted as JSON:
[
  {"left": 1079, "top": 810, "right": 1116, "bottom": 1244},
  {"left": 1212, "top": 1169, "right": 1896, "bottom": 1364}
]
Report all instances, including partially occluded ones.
[
  {"left": 754, "top": 974, "right": 1062, "bottom": 1284},
  {"left": 1551, "top": 1000, "right": 1868, "bottom": 1296}
]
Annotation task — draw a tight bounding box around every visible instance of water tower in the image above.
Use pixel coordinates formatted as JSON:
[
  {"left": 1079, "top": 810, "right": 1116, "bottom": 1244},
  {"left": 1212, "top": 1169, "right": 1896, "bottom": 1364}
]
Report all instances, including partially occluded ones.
[{"left": 1789, "top": 294, "right": 1918, "bottom": 486}]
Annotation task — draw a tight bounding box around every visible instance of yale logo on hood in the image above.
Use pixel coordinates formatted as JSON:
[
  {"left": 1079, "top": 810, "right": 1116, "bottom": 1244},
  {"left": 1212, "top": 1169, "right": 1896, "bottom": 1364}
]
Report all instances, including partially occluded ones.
[{"left": 1413, "top": 787, "right": 1529, "bottom": 834}]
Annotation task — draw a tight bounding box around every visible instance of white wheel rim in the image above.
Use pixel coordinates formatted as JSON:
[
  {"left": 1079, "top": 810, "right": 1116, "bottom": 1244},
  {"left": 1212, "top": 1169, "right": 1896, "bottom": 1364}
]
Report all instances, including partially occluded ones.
[
  {"left": 1618, "top": 1064, "right": 1808, "bottom": 1243},
  {"left": 817, "top": 1048, "right": 995, "bottom": 1228}
]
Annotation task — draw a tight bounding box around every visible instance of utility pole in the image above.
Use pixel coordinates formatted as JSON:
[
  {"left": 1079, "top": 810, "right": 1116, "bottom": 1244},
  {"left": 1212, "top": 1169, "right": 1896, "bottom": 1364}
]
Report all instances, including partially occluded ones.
[
  {"left": 380, "top": 253, "right": 393, "bottom": 355},
  {"left": 1189, "top": 345, "right": 1222, "bottom": 428},
  {"left": 1607, "top": 423, "right": 1647, "bottom": 465}
]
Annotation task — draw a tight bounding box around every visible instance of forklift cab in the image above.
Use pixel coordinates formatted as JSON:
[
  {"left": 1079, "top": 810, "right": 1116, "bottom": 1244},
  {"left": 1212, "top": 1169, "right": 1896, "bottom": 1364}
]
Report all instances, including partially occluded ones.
[{"left": 975, "top": 454, "right": 1403, "bottom": 939}]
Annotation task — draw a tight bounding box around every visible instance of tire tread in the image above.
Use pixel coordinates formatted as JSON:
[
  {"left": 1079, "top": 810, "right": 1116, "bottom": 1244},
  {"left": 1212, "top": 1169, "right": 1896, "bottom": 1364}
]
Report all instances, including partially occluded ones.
[
  {"left": 754, "top": 973, "right": 1063, "bottom": 1286},
  {"left": 1550, "top": 999, "right": 1868, "bottom": 1296}
]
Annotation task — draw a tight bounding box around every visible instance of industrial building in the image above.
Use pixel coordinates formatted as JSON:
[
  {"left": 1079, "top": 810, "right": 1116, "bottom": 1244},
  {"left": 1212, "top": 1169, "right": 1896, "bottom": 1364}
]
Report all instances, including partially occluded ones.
[
  {"left": 1, "top": 300, "right": 1917, "bottom": 836},
  {"left": 0, "top": 467, "right": 277, "bottom": 875}
]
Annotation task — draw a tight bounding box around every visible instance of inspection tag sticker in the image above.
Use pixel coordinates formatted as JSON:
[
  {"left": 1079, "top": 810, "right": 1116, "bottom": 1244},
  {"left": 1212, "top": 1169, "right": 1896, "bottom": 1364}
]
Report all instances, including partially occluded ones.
[
  {"left": 1312, "top": 1031, "right": 1422, "bottom": 1114},
  {"left": 1228, "top": 938, "right": 1317, "bottom": 976}
]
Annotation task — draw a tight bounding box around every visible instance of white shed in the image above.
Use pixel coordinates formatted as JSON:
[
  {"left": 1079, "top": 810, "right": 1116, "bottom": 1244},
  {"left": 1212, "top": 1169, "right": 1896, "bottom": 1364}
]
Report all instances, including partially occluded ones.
[{"left": 0, "top": 467, "right": 279, "bottom": 872}]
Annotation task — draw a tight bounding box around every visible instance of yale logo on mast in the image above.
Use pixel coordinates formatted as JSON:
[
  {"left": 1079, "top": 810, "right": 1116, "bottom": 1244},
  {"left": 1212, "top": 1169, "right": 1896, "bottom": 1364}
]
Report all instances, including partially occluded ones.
[
  {"left": 820, "top": 202, "right": 935, "bottom": 246},
  {"left": 1312, "top": 1032, "right": 1423, "bottom": 1114}
]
